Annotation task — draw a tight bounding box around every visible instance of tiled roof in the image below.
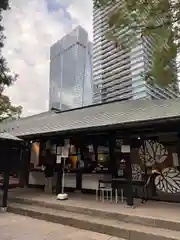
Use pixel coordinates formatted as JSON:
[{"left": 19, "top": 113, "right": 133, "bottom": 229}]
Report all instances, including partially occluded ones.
[
  {"left": 0, "top": 132, "right": 22, "bottom": 141},
  {"left": 0, "top": 99, "right": 180, "bottom": 137}
]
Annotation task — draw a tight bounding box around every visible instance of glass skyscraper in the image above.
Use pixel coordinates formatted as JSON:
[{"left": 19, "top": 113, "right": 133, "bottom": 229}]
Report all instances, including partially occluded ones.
[
  {"left": 93, "top": 6, "right": 179, "bottom": 104},
  {"left": 49, "top": 26, "right": 93, "bottom": 111}
]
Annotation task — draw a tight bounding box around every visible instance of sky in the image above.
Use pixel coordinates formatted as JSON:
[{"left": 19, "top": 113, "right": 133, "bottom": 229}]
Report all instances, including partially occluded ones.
[{"left": 2, "top": 0, "right": 93, "bottom": 116}]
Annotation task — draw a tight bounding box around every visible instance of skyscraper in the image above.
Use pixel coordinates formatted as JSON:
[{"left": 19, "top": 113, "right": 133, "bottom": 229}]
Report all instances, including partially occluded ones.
[
  {"left": 49, "top": 26, "right": 93, "bottom": 111},
  {"left": 93, "top": 6, "right": 179, "bottom": 104}
]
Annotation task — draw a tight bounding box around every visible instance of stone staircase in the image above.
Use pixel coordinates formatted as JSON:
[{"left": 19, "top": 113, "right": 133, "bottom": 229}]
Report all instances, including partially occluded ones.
[{"left": 8, "top": 197, "right": 180, "bottom": 240}]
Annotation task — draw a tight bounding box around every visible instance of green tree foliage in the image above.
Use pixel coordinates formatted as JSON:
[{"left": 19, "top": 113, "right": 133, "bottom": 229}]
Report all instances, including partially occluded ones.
[
  {"left": 0, "top": 0, "right": 22, "bottom": 122},
  {"left": 94, "top": 0, "right": 180, "bottom": 88}
]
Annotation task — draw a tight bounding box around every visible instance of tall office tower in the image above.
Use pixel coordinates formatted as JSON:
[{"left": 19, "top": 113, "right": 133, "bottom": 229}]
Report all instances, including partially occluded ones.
[
  {"left": 93, "top": 6, "right": 179, "bottom": 104},
  {"left": 49, "top": 26, "right": 93, "bottom": 111}
]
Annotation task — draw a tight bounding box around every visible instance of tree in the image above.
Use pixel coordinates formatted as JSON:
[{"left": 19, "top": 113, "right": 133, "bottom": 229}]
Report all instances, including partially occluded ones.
[
  {"left": 94, "top": 0, "right": 180, "bottom": 88},
  {"left": 0, "top": 0, "right": 22, "bottom": 122}
]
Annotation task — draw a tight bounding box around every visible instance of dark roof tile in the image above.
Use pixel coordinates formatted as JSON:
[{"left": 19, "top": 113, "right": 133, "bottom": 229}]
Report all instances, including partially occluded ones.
[{"left": 0, "top": 99, "right": 180, "bottom": 137}]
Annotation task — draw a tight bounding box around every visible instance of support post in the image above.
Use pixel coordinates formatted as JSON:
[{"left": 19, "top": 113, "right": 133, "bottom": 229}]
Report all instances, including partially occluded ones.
[
  {"left": 126, "top": 153, "right": 134, "bottom": 206},
  {"left": 74, "top": 136, "right": 83, "bottom": 192},
  {"left": 55, "top": 141, "right": 63, "bottom": 195},
  {"left": 76, "top": 147, "right": 83, "bottom": 191},
  {"left": 93, "top": 141, "right": 98, "bottom": 167},
  {"left": 19, "top": 146, "right": 25, "bottom": 188},
  {"left": 176, "top": 133, "right": 180, "bottom": 170},
  {"left": 2, "top": 170, "right": 9, "bottom": 211},
  {"left": 56, "top": 163, "right": 62, "bottom": 195},
  {"left": 108, "top": 132, "right": 116, "bottom": 177},
  {"left": 124, "top": 138, "right": 134, "bottom": 207},
  {"left": 1, "top": 143, "right": 11, "bottom": 212},
  {"left": 24, "top": 143, "right": 31, "bottom": 187}
]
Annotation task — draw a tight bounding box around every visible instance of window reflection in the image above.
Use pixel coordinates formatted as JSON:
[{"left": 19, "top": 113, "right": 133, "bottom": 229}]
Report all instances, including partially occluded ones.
[
  {"left": 62, "top": 139, "right": 111, "bottom": 173},
  {"left": 82, "top": 137, "right": 110, "bottom": 173},
  {"left": 64, "top": 145, "right": 80, "bottom": 172},
  {"left": 97, "top": 145, "right": 109, "bottom": 170},
  {"left": 83, "top": 145, "right": 96, "bottom": 173}
]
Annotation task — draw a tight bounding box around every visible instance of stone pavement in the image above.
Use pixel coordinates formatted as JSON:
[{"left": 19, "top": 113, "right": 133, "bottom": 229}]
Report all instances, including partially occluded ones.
[{"left": 0, "top": 213, "right": 122, "bottom": 240}]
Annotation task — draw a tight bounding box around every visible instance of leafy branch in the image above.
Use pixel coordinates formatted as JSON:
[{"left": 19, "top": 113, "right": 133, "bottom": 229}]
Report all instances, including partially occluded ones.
[
  {"left": 94, "top": 0, "right": 180, "bottom": 87},
  {"left": 0, "top": 0, "right": 22, "bottom": 123}
]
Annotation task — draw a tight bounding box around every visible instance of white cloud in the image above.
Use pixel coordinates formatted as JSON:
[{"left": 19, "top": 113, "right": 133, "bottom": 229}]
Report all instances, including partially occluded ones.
[
  {"left": 57, "top": 0, "right": 93, "bottom": 33},
  {"left": 2, "top": 0, "right": 92, "bottom": 116},
  {"left": 65, "top": 0, "right": 93, "bottom": 40}
]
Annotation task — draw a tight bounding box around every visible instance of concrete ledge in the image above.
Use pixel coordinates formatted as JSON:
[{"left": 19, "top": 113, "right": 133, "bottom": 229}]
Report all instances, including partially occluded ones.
[
  {"left": 9, "top": 197, "right": 180, "bottom": 232},
  {"left": 7, "top": 203, "right": 180, "bottom": 240},
  {"left": 8, "top": 205, "right": 129, "bottom": 239}
]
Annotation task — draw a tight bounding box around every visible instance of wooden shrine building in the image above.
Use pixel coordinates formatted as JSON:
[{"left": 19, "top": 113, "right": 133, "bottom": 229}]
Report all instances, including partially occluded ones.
[{"left": 1, "top": 99, "right": 180, "bottom": 206}]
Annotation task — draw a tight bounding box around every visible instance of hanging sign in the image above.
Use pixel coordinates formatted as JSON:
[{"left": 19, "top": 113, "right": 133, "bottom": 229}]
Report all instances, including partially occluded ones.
[
  {"left": 121, "top": 145, "right": 130, "bottom": 153},
  {"left": 61, "top": 146, "right": 69, "bottom": 158},
  {"left": 56, "top": 155, "right": 61, "bottom": 164},
  {"left": 57, "top": 146, "right": 62, "bottom": 155}
]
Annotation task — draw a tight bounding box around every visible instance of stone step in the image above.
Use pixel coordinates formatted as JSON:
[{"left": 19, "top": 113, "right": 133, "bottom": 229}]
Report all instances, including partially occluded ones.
[
  {"left": 9, "top": 197, "right": 180, "bottom": 232},
  {"left": 8, "top": 203, "right": 180, "bottom": 240}
]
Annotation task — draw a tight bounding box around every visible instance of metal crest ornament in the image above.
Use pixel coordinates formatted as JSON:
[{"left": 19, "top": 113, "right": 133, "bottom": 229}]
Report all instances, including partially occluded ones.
[
  {"left": 132, "top": 164, "right": 142, "bottom": 181},
  {"left": 154, "top": 168, "right": 180, "bottom": 194},
  {"left": 139, "top": 140, "right": 168, "bottom": 167}
]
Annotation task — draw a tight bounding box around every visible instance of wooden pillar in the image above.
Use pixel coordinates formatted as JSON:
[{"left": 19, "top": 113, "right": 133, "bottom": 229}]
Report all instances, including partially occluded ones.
[
  {"left": 124, "top": 138, "right": 134, "bottom": 206},
  {"left": 77, "top": 138, "right": 83, "bottom": 191},
  {"left": 93, "top": 141, "right": 98, "bottom": 165},
  {"left": 126, "top": 154, "right": 133, "bottom": 206},
  {"left": 25, "top": 142, "right": 31, "bottom": 186},
  {"left": 19, "top": 145, "right": 25, "bottom": 188},
  {"left": 56, "top": 162, "right": 62, "bottom": 195},
  {"left": 142, "top": 136, "right": 148, "bottom": 182},
  {"left": 108, "top": 132, "right": 116, "bottom": 176},
  {"left": 73, "top": 135, "right": 83, "bottom": 192},
  {"left": 176, "top": 133, "right": 180, "bottom": 170},
  {"left": 1, "top": 143, "right": 10, "bottom": 211},
  {"left": 2, "top": 171, "right": 9, "bottom": 209},
  {"left": 56, "top": 140, "right": 63, "bottom": 195}
]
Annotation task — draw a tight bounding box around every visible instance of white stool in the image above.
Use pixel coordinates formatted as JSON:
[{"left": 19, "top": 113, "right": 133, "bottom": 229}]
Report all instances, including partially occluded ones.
[
  {"left": 96, "top": 188, "right": 103, "bottom": 201},
  {"left": 96, "top": 188, "right": 113, "bottom": 202},
  {"left": 115, "top": 188, "right": 124, "bottom": 203},
  {"left": 105, "top": 188, "right": 113, "bottom": 202},
  {"left": 101, "top": 188, "right": 113, "bottom": 202}
]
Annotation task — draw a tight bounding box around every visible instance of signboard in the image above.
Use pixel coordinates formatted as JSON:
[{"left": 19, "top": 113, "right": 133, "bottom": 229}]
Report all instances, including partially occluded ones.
[
  {"left": 121, "top": 145, "right": 130, "bottom": 153},
  {"left": 57, "top": 146, "right": 62, "bottom": 155},
  {"left": 56, "top": 155, "right": 61, "bottom": 164},
  {"left": 61, "top": 146, "right": 69, "bottom": 158}
]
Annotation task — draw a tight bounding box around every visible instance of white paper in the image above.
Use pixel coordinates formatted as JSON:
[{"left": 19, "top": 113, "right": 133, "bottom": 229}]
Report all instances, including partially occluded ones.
[
  {"left": 61, "top": 146, "right": 69, "bottom": 158},
  {"left": 56, "top": 155, "right": 61, "bottom": 164},
  {"left": 121, "top": 145, "right": 130, "bottom": 153},
  {"left": 57, "top": 146, "right": 62, "bottom": 155}
]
